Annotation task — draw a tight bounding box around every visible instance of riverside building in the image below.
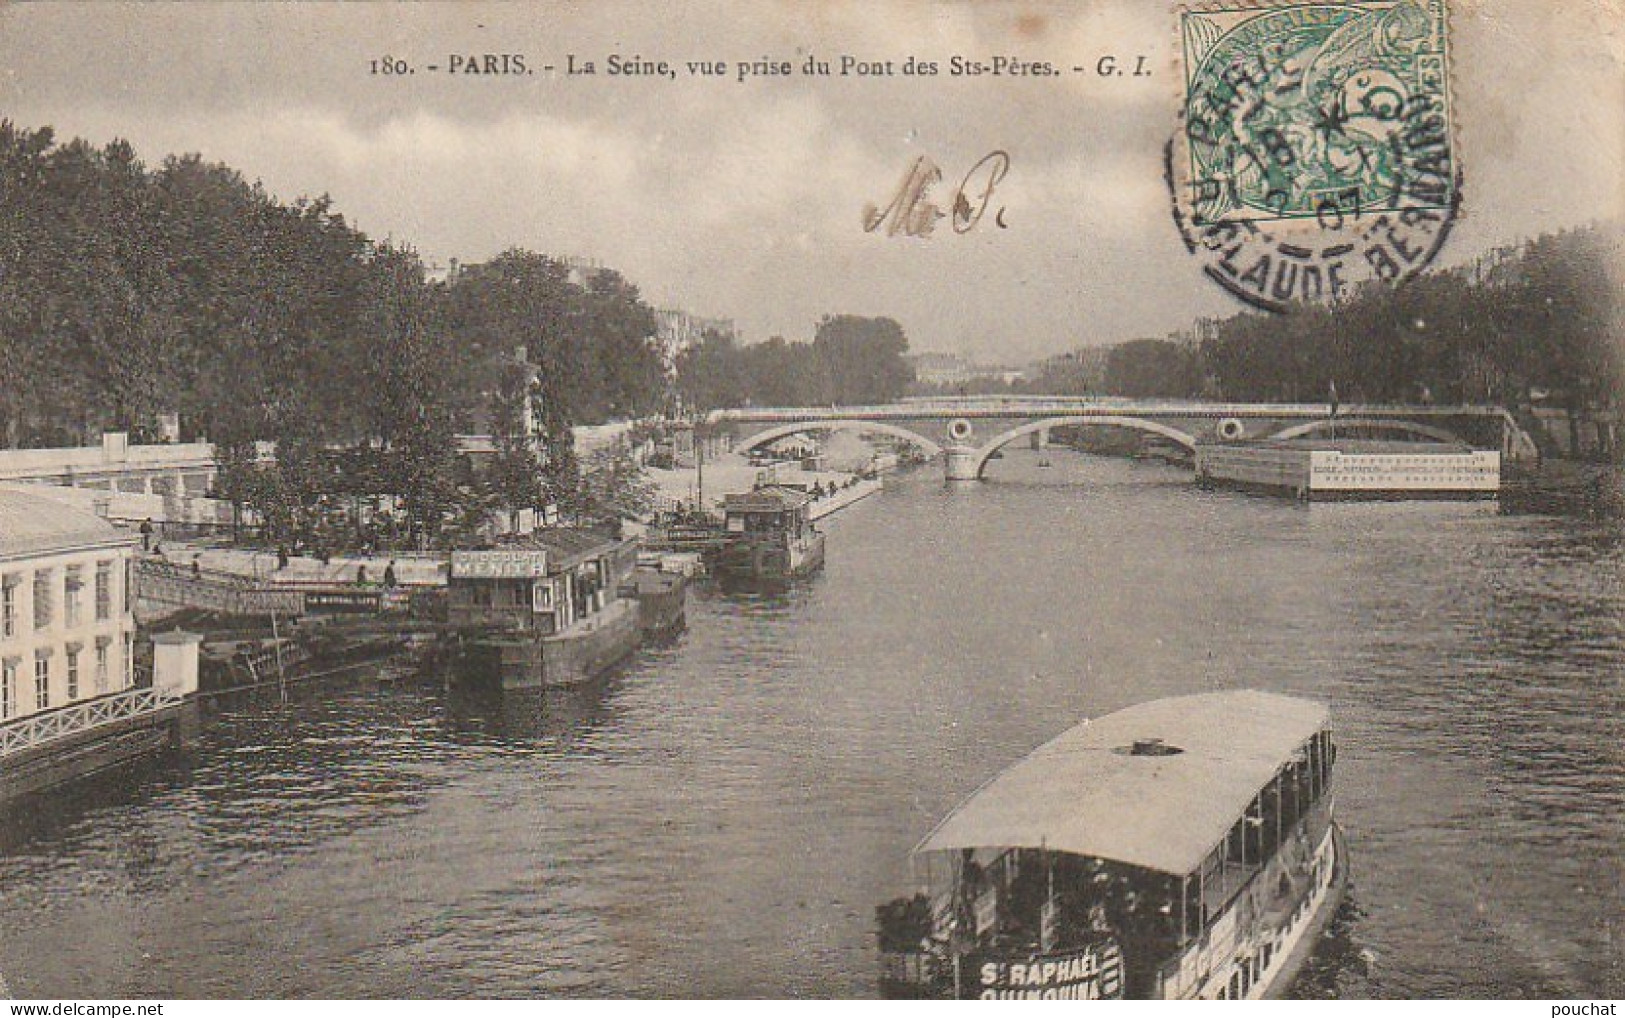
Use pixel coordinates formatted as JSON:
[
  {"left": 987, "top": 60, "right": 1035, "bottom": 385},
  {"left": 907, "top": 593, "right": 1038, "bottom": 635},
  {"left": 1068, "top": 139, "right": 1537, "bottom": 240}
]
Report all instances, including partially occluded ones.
[
  {"left": 0, "top": 487, "right": 199, "bottom": 806},
  {"left": 1, "top": 488, "right": 138, "bottom": 720}
]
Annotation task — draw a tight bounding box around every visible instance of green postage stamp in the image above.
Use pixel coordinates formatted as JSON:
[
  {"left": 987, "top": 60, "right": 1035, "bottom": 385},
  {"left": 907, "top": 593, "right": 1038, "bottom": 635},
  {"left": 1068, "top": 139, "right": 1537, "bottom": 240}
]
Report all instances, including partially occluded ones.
[{"left": 1169, "top": 0, "right": 1457, "bottom": 311}]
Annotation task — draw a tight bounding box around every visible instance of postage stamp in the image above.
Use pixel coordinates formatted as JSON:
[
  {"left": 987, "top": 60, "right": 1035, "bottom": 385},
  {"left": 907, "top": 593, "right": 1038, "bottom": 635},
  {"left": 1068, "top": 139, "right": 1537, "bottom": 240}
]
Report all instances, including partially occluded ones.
[{"left": 1168, "top": 0, "right": 1458, "bottom": 311}]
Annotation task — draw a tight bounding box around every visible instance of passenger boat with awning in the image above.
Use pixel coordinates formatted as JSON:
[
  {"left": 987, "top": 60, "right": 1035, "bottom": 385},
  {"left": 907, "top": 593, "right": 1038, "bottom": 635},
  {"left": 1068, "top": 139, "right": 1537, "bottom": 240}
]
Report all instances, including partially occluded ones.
[{"left": 876, "top": 690, "right": 1346, "bottom": 1000}]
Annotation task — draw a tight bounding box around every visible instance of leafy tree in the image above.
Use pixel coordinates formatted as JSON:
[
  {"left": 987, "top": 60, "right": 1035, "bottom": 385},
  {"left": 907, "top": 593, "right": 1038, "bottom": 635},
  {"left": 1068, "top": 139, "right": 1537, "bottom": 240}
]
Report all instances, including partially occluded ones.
[
  {"left": 813, "top": 314, "right": 913, "bottom": 404},
  {"left": 566, "top": 444, "right": 656, "bottom": 533},
  {"left": 484, "top": 353, "right": 550, "bottom": 511},
  {"left": 1103, "top": 339, "right": 1202, "bottom": 398},
  {"left": 673, "top": 315, "right": 914, "bottom": 409},
  {"left": 441, "top": 250, "right": 665, "bottom": 429},
  {"left": 675, "top": 328, "right": 750, "bottom": 412}
]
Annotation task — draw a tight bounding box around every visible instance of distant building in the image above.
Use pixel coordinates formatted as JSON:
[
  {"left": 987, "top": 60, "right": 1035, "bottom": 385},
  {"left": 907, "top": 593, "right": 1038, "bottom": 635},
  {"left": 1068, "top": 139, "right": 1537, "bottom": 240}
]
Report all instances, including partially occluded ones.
[
  {"left": 458, "top": 345, "right": 545, "bottom": 449},
  {"left": 560, "top": 255, "right": 606, "bottom": 287},
  {"left": 654, "top": 308, "right": 736, "bottom": 375},
  {"left": 909, "top": 352, "right": 1026, "bottom": 387},
  {"left": 0, "top": 488, "right": 138, "bottom": 724}
]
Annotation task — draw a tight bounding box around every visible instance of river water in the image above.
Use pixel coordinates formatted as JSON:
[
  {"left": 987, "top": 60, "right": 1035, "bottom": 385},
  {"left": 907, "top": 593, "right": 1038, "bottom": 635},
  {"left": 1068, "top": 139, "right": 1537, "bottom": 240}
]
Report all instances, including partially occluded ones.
[{"left": 1, "top": 451, "right": 1620, "bottom": 999}]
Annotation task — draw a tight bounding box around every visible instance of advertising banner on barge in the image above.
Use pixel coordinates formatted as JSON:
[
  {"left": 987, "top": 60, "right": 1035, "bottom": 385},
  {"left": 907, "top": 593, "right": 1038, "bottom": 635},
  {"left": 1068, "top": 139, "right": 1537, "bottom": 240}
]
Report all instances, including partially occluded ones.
[{"left": 967, "top": 941, "right": 1125, "bottom": 1000}]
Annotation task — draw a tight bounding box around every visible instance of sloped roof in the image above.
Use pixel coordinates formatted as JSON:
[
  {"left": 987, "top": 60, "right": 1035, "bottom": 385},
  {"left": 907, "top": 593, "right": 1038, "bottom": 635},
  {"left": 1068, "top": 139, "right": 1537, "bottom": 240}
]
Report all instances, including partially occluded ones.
[
  {"left": 721, "top": 485, "right": 816, "bottom": 511},
  {"left": 914, "top": 690, "right": 1330, "bottom": 876},
  {"left": 0, "top": 487, "right": 132, "bottom": 559},
  {"left": 530, "top": 528, "right": 624, "bottom": 570}
]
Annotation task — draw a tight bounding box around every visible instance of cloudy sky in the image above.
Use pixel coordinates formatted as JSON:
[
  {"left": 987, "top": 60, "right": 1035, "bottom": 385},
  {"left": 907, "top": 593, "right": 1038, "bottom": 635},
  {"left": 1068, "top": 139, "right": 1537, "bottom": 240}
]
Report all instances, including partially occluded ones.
[{"left": 1, "top": 1, "right": 1619, "bottom": 362}]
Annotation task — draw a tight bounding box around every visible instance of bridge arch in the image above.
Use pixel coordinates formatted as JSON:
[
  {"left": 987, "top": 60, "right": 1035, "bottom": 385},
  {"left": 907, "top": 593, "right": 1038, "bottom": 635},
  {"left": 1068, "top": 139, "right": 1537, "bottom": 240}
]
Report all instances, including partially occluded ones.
[
  {"left": 972, "top": 416, "right": 1199, "bottom": 479},
  {"left": 1271, "top": 417, "right": 1469, "bottom": 445},
  {"left": 736, "top": 420, "right": 944, "bottom": 458}
]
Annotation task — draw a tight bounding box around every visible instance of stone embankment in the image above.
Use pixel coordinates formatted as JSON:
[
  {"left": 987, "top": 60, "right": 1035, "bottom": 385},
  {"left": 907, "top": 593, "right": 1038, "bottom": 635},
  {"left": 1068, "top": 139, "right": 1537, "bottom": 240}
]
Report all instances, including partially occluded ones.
[{"left": 809, "top": 478, "right": 883, "bottom": 520}]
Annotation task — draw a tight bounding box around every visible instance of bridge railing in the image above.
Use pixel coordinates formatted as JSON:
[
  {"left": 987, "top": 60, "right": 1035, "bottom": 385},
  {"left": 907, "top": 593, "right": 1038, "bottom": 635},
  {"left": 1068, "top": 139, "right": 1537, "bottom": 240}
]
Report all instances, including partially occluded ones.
[
  {"left": 0, "top": 686, "right": 182, "bottom": 761},
  {"left": 712, "top": 400, "right": 1517, "bottom": 419},
  {"left": 719, "top": 403, "right": 1535, "bottom": 464}
]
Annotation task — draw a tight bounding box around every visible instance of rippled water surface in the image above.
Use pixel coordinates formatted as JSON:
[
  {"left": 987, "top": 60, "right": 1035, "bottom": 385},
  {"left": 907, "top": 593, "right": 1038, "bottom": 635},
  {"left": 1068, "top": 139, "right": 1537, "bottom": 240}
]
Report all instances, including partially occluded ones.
[{"left": 1, "top": 452, "right": 1620, "bottom": 998}]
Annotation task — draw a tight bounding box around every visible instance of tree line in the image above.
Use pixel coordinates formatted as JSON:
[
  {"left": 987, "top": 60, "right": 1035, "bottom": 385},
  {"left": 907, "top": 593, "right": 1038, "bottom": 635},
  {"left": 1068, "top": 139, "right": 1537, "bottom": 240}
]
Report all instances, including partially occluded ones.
[
  {"left": 0, "top": 122, "right": 669, "bottom": 545},
  {"left": 675, "top": 314, "right": 914, "bottom": 412},
  {"left": 1199, "top": 224, "right": 1623, "bottom": 415},
  {"left": 915, "top": 224, "right": 1622, "bottom": 449}
]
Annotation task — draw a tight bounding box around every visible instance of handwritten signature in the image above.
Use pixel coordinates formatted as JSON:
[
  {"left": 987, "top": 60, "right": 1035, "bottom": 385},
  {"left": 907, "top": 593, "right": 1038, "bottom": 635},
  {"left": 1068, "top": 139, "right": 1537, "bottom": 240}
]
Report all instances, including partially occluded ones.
[{"left": 862, "top": 151, "right": 1011, "bottom": 238}]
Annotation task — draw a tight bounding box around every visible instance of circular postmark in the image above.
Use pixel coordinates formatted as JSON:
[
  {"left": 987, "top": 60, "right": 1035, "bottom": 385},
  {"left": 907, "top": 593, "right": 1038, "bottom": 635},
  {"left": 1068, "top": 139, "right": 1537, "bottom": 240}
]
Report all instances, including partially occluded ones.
[{"left": 1168, "top": 1, "right": 1459, "bottom": 312}]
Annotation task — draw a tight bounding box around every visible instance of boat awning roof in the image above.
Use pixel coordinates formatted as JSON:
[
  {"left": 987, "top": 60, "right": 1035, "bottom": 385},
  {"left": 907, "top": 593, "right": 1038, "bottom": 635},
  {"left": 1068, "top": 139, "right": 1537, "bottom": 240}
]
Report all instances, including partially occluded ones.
[
  {"left": 530, "top": 529, "right": 625, "bottom": 572},
  {"left": 721, "top": 486, "right": 816, "bottom": 512},
  {"left": 914, "top": 690, "right": 1330, "bottom": 877}
]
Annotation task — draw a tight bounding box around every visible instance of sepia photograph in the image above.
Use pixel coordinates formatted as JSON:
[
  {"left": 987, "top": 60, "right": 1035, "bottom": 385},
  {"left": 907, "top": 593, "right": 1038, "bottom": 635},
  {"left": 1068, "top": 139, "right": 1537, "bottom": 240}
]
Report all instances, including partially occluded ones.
[{"left": 0, "top": 0, "right": 1620, "bottom": 1002}]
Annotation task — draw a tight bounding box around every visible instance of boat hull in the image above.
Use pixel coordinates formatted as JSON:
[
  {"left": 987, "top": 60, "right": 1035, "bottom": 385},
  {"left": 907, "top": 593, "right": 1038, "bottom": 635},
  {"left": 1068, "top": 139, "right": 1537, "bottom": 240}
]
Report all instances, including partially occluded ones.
[
  {"left": 1173, "top": 820, "right": 1347, "bottom": 1000},
  {"left": 0, "top": 698, "right": 198, "bottom": 807},
  {"left": 455, "top": 600, "right": 642, "bottom": 691},
  {"left": 1258, "top": 822, "right": 1347, "bottom": 999},
  {"left": 713, "top": 532, "right": 825, "bottom": 585},
  {"left": 630, "top": 568, "right": 687, "bottom": 639}
]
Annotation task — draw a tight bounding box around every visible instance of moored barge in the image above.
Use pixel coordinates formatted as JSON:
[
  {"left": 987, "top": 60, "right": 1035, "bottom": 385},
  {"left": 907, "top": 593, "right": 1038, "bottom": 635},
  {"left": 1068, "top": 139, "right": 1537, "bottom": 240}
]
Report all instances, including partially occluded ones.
[
  {"left": 712, "top": 486, "right": 825, "bottom": 586},
  {"left": 446, "top": 530, "right": 673, "bottom": 690},
  {"left": 1196, "top": 439, "right": 1499, "bottom": 500}
]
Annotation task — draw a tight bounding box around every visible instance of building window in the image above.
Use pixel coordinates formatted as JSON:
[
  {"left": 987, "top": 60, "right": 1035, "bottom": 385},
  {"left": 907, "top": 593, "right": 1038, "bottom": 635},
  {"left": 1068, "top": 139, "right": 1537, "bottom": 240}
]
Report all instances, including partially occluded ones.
[
  {"left": 1, "top": 574, "right": 16, "bottom": 638},
  {"left": 96, "top": 644, "right": 109, "bottom": 693},
  {"left": 34, "top": 656, "right": 50, "bottom": 711},
  {"left": 1, "top": 659, "right": 15, "bottom": 719},
  {"left": 33, "top": 569, "right": 53, "bottom": 630},
  {"left": 95, "top": 561, "right": 113, "bottom": 621},
  {"left": 65, "top": 567, "right": 84, "bottom": 627},
  {"left": 124, "top": 634, "right": 134, "bottom": 688},
  {"left": 66, "top": 649, "right": 80, "bottom": 700}
]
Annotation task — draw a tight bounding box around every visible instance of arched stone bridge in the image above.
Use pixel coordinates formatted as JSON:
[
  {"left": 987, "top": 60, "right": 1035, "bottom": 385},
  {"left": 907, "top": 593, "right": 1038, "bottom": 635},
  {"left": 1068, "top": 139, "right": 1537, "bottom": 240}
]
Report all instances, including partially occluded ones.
[{"left": 710, "top": 398, "right": 1532, "bottom": 481}]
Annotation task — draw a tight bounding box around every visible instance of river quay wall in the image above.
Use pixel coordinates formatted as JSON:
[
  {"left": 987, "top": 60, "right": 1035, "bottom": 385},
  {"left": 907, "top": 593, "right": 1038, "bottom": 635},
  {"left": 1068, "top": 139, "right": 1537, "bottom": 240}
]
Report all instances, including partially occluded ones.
[
  {"left": 810, "top": 478, "right": 882, "bottom": 519},
  {"left": 0, "top": 696, "right": 197, "bottom": 806}
]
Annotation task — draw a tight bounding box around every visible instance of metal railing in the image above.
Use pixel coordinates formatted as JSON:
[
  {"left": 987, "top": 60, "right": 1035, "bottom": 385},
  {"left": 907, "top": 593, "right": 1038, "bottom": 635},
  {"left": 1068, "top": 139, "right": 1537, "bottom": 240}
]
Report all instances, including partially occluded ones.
[
  {"left": 137, "top": 557, "right": 257, "bottom": 589},
  {"left": 711, "top": 400, "right": 1518, "bottom": 420},
  {"left": 0, "top": 686, "right": 182, "bottom": 760},
  {"left": 134, "top": 559, "right": 304, "bottom": 615}
]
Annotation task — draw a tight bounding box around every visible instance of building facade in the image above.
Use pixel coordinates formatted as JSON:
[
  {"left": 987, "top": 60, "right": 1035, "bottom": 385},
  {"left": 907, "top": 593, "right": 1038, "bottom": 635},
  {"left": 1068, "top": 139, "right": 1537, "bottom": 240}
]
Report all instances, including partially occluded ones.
[
  {"left": 0, "top": 489, "right": 138, "bottom": 724},
  {"left": 654, "top": 308, "right": 736, "bottom": 376}
]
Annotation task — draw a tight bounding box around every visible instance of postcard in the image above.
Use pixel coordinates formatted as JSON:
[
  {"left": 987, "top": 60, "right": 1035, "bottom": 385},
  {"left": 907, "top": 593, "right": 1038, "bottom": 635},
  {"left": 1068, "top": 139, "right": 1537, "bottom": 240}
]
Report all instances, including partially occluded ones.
[{"left": 0, "top": 0, "right": 1619, "bottom": 1003}]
